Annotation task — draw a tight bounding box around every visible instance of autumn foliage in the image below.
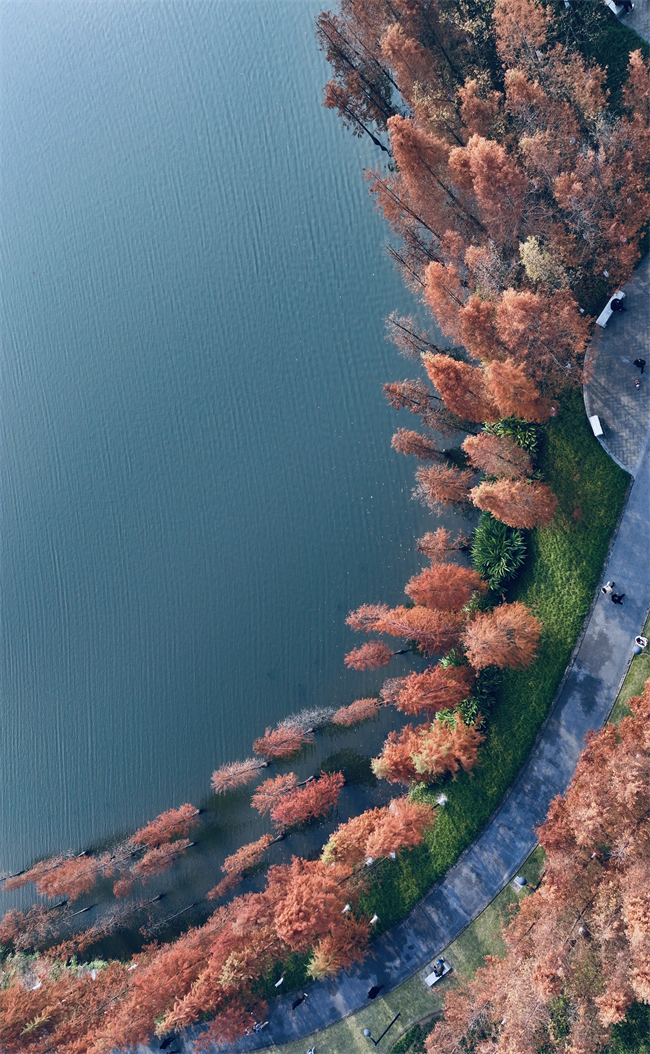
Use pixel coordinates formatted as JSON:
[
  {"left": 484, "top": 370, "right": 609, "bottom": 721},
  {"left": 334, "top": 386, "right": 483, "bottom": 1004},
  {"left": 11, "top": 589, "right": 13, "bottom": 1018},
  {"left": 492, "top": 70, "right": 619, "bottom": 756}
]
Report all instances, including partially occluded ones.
[
  {"left": 393, "top": 664, "right": 475, "bottom": 720},
  {"left": 251, "top": 773, "right": 298, "bottom": 816},
  {"left": 405, "top": 561, "right": 486, "bottom": 610},
  {"left": 427, "top": 679, "right": 650, "bottom": 1054},
  {"left": 347, "top": 602, "right": 463, "bottom": 655},
  {"left": 211, "top": 757, "right": 267, "bottom": 794},
  {"left": 270, "top": 771, "right": 345, "bottom": 828},
  {"left": 131, "top": 803, "right": 199, "bottom": 848},
  {"left": 253, "top": 723, "right": 314, "bottom": 759},
  {"left": 344, "top": 640, "right": 393, "bottom": 670},
  {"left": 462, "top": 601, "right": 542, "bottom": 670},
  {"left": 331, "top": 697, "right": 381, "bottom": 726},
  {"left": 470, "top": 477, "right": 558, "bottom": 528},
  {"left": 372, "top": 715, "right": 484, "bottom": 784},
  {"left": 462, "top": 431, "right": 532, "bottom": 480}
]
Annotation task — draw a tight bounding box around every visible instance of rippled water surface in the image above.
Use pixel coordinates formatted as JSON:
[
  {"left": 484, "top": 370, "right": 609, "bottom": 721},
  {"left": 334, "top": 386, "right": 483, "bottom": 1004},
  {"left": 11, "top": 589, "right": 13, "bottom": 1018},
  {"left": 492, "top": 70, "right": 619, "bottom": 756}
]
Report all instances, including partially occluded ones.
[{"left": 0, "top": 0, "right": 466, "bottom": 878}]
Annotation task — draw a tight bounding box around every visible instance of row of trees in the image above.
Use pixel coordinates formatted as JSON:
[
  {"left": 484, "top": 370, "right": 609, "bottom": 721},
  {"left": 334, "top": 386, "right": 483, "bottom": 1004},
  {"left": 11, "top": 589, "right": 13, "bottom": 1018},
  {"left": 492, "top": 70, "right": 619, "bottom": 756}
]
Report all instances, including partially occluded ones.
[{"left": 428, "top": 678, "right": 650, "bottom": 1054}]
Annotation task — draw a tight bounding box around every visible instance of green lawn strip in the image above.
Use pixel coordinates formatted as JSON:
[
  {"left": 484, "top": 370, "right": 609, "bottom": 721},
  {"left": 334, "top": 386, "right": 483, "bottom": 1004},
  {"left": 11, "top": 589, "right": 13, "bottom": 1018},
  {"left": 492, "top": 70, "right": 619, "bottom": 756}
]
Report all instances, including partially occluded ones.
[
  {"left": 609, "top": 609, "right": 650, "bottom": 724},
  {"left": 356, "top": 390, "right": 629, "bottom": 931},
  {"left": 260, "top": 850, "right": 545, "bottom": 1054}
]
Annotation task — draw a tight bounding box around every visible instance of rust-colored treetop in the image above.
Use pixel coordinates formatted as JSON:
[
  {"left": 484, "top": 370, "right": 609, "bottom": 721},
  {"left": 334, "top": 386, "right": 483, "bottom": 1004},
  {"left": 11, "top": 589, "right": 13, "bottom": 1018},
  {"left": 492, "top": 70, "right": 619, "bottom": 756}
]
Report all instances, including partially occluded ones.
[
  {"left": 470, "top": 477, "right": 558, "bottom": 529},
  {"left": 372, "top": 714, "right": 484, "bottom": 785},
  {"left": 251, "top": 772, "right": 299, "bottom": 816},
  {"left": 253, "top": 722, "right": 314, "bottom": 760},
  {"left": 393, "top": 664, "right": 475, "bottom": 719},
  {"left": 462, "top": 431, "right": 532, "bottom": 480},
  {"left": 344, "top": 640, "right": 394, "bottom": 670},
  {"left": 131, "top": 803, "right": 199, "bottom": 849},
  {"left": 211, "top": 757, "right": 266, "bottom": 794},
  {"left": 270, "top": 771, "right": 345, "bottom": 829},
  {"left": 426, "top": 678, "right": 650, "bottom": 1054},
  {"left": 462, "top": 601, "right": 542, "bottom": 670},
  {"left": 331, "top": 697, "right": 382, "bottom": 726},
  {"left": 347, "top": 602, "right": 463, "bottom": 655},
  {"left": 405, "top": 561, "right": 486, "bottom": 611}
]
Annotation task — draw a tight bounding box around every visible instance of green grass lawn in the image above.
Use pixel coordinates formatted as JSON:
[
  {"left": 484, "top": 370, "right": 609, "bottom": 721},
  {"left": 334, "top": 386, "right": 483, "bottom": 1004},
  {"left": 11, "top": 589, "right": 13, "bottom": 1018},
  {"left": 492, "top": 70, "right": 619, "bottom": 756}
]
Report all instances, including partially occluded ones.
[{"left": 609, "top": 608, "right": 650, "bottom": 724}]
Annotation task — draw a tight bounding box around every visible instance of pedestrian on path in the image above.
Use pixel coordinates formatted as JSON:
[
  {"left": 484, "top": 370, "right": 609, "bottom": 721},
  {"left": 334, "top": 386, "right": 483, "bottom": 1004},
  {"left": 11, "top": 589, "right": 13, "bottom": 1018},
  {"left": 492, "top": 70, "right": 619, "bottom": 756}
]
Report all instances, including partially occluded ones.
[
  {"left": 601, "top": 581, "right": 615, "bottom": 595},
  {"left": 634, "top": 358, "right": 646, "bottom": 374},
  {"left": 611, "top": 593, "right": 625, "bottom": 605},
  {"left": 635, "top": 379, "right": 641, "bottom": 390},
  {"left": 292, "top": 994, "right": 308, "bottom": 1010}
]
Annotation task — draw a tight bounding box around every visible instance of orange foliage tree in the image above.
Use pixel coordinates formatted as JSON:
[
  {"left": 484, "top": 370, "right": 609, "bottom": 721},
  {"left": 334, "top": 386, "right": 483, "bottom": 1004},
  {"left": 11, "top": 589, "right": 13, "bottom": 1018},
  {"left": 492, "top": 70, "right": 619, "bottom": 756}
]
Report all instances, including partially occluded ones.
[
  {"left": 393, "top": 664, "right": 475, "bottom": 721},
  {"left": 462, "top": 431, "right": 532, "bottom": 479},
  {"left": 413, "top": 464, "right": 474, "bottom": 511},
  {"left": 347, "top": 602, "right": 463, "bottom": 655},
  {"left": 411, "top": 712, "right": 485, "bottom": 780},
  {"left": 470, "top": 477, "right": 558, "bottom": 528},
  {"left": 133, "top": 839, "right": 192, "bottom": 880},
  {"left": 372, "top": 715, "right": 483, "bottom": 784},
  {"left": 211, "top": 757, "right": 267, "bottom": 794},
  {"left": 462, "top": 601, "right": 541, "bottom": 670},
  {"left": 344, "top": 640, "right": 394, "bottom": 670},
  {"left": 131, "top": 803, "right": 199, "bottom": 849},
  {"left": 426, "top": 678, "right": 650, "bottom": 1054},
  {"left": 253, "top": 723, "right": 314, "bottom": 760},
  {"left": 416, "top": 526, "right": 469, "bottom": 561},
  {"left": 270, "top": 771, "right": 345, "bottom": 829},
  {"left": 391, "top": 427, "right": 442, "bottom": 461},
  {"left": 331, "top": 697, "right": 381, "bottom": 726},
  {"left": 405, "top": 561, "right": 486, "bottom": 610},
  {"left": 251, "top": 773, "right": 298, "bottom": 816},
  {"left": 485, "top": 357, "right": 551, "bottom": 422},
  {"left": 2, "top": 853, "right": 115, "bottom": 902},
  {"left": 365, "top": 798, "right": 436, "bottom": 859},
  {"left": 422, "top": 352, "right": 500, "bottom": 423}
]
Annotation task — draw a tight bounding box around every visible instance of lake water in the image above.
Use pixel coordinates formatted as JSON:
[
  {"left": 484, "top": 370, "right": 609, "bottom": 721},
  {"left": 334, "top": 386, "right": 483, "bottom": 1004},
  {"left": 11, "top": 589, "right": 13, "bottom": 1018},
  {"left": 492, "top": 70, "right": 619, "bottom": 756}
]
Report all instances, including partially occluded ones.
[{"left": 0, "top": 0, "right": 467, "bottom": 884}]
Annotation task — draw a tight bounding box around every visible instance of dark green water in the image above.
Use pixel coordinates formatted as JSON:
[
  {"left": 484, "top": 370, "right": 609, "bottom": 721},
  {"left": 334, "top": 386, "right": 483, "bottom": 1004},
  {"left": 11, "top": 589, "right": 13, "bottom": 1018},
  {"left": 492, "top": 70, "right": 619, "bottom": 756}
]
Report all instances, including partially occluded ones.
[{"left": 0, "top": 0, "right": 467, "bottom": 893}]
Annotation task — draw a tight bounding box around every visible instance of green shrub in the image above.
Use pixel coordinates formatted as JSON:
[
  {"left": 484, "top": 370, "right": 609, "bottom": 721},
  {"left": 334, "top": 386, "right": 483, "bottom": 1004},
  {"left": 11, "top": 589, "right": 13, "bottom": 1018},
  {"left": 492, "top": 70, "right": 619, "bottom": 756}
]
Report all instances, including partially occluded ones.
[
  {"left": 471, "top": 512, "right": 527, "bottom": 590},
  {"left": 483, "top": 419, "right": 539, "bottom": 455}
]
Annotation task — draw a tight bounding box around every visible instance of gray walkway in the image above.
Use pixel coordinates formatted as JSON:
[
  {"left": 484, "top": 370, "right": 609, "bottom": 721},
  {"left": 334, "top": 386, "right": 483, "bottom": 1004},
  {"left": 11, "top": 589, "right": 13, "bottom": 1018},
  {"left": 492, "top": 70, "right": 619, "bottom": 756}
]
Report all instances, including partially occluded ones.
[{"left": 585, "top": 252, "right": 650, "bottom": 473}]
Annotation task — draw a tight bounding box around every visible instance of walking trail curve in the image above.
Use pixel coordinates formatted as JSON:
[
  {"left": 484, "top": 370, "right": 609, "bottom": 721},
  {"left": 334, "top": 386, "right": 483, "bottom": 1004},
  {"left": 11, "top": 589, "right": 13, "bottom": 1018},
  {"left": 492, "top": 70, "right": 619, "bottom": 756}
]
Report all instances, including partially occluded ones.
[
  {"left": 175, "top": 38, "right": 650, "bottom": 1054},
  {"left": 171, "top": 293, "right": 649, "bottom": 1054}
]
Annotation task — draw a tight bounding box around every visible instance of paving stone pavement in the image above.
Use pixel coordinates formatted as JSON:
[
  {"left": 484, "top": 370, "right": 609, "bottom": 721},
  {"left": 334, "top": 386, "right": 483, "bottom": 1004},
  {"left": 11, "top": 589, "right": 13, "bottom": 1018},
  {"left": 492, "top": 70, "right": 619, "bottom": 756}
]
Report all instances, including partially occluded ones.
[
  {"left": 585, "top": 252, "right": 650, "bottom": 474},
  {"left": 619, "top": 0, "right": 650, "bottom": 45}
]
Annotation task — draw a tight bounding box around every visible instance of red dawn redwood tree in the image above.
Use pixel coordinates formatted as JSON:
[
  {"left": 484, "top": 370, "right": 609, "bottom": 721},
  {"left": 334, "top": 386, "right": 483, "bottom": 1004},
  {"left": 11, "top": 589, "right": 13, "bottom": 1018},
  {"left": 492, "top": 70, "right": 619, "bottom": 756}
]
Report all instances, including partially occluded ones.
[
  {"left": 253, "top": 723, "right": 314, "bottom": 760},
  {"left": 251, "top": 773, "right": 298, "bottom": 816},
  {"left": 391, "top": 427, "right": 442, "bottom": 461},
  {"left": 332, "top": 697, "right": 381, "bottom": 726},
  {"left": 347, "top": 602, "right": 463, "bottom": 655},
  {"left": 462, "top": 601, "right": 541, "bottom": 670},
  {"left": 344, "top": 640, "right": 394, "bottom": 670},
  {"left": 416, "top": 526, "right": 469, "bottom": 561},
  {"left": 393, "top": 664, "right": 475, "bottom": 721},
  {"left": 270, "top": 771, "right": 345, "bottom": 829},
  {"left": 405, "top": 561, "right": 486, "bottom": 610},
  {"left": 211, "top": 757, "right": 267, "bottom": 794},
  {"left": 412, "top": 713, "right": 485, "bottom": 780},
  {"left": 484, "top": 357, "right": 551, "bottom": 423},
  {"left": 413, "top": 464, "right": 474, "bottom": 512},
  {"left": 471, "top": 477, "right": 558, "bottom": 528},
  {"left": 422, "top": 352, "right": 500, "bottom": 423},
  {"left": 131, "top": 803, "right": 199, "bottom": 849},
  {"left": 462, "top": 431, "right": 532, "bottom": 479}
]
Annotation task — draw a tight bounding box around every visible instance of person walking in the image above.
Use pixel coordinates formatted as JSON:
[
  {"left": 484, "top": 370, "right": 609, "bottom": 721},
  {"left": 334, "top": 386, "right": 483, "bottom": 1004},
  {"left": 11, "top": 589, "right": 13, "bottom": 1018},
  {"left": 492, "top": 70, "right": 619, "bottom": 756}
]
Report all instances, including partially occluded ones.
[
  {"left": 633, "top": 358, "right": 646, "bottom": 375},
  {"left": 601, "top": 581, "right": 615, "bottom": 595},
  {"left": 611, "top": 593, "right": 625, "bottom": 605}
]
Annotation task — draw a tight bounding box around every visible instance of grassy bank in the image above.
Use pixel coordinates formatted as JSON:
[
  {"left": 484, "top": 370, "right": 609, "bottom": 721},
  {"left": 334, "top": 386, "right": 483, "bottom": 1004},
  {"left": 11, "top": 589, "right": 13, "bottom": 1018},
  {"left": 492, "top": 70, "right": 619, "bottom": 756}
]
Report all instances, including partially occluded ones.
[{"left": 356, "top": 389, "right": 629, "bottom": 930}]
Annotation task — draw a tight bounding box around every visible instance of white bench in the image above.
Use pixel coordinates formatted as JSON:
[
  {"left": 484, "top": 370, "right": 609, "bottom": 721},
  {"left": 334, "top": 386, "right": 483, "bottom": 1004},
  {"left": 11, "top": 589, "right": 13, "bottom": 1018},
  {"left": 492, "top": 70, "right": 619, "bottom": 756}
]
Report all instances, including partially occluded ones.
[
  {"left": 596, "top": 290, "right": 625, "bottom": 328},
  {"left": 589, "top": 415, "right": 604, "bottom": 437},
  {"left": 425, "top": 960, "right": 452, "bottom": 987},
  {"left": 604, "top": 0, "right": 624, "bottom": 14}
]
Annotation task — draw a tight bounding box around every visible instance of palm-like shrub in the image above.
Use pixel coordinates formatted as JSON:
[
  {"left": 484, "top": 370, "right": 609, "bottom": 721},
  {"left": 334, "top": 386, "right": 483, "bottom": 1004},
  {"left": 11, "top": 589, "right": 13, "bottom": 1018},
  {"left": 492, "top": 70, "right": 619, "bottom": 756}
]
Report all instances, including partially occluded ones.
[{"left": 471, "top": 512, "right": 526, "bottom": 590}]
